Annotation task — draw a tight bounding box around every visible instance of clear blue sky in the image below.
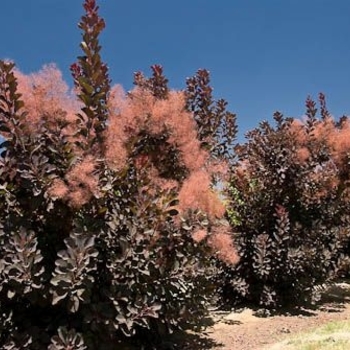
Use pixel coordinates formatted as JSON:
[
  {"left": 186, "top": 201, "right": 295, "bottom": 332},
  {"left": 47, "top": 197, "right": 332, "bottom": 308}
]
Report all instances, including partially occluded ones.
[{"left": 1, "top": 0, "right": 350, "bottom": 139}]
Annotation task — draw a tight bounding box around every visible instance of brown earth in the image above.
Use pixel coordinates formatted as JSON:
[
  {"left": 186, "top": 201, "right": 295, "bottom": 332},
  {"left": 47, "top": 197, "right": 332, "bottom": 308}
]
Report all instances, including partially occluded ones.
[{"left": 169, "top": 282, "right": 350, "bottom": 350}]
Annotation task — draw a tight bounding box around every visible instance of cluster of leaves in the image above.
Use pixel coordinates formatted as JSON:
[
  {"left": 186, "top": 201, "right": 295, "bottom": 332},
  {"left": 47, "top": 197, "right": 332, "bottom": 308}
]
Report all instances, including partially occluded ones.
[
  {"left": 0, "top": 0, "right": 237, "bottom": 349},
  {"left": 133, "top": 64, "right": 238, "bottom": 166},
  {"left": 134, "top": 64, "right": 238, "bottom": 166},
  {"left": 185, "top": 68, "right": 237, "bottom": 164},
  {"left": 219, "top": 97, "right": 350, "bottom": 309}
]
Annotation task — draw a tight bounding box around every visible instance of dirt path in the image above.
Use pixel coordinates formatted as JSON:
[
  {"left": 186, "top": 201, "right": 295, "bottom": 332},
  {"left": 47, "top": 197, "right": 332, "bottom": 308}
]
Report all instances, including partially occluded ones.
[
  {"left": 173, "top": 282, "right": 350, "bottom": 350},
  {"left": 208, "top": 303, "right": 350, "bottom": 350}
]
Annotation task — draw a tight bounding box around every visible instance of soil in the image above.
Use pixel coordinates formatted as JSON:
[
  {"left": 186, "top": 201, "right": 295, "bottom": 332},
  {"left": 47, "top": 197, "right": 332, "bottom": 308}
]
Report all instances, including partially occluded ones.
[{"left": 169, "top": 282, "right": 350, "bottom": 350}]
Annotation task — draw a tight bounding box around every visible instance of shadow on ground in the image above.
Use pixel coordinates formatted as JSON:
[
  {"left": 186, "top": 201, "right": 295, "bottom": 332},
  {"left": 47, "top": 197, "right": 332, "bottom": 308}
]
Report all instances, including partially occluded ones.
[
  {"left": 253, "top": 280, "right": 350, "bottom": 318},
  {"left": 168, "top": 330, "right": 223, "bottom": 350},
  {"left": 122, "top": 280, "right": 350, "bottom": 349}
]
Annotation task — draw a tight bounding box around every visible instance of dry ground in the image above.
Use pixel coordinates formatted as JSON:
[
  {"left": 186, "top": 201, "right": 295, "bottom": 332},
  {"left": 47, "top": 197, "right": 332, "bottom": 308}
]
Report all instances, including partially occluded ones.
[{"left": 170, "top": 282, "right": 350, "bottom": 350}]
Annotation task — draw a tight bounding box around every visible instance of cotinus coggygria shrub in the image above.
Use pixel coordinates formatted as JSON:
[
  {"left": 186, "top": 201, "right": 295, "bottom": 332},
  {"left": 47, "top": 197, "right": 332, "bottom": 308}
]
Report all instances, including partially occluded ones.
[
  {"left": 0, "top": 0, "right": 239, "bottom": 349},
  {"left": 219, "top": 96, "right": 350, "bottom": 309}
]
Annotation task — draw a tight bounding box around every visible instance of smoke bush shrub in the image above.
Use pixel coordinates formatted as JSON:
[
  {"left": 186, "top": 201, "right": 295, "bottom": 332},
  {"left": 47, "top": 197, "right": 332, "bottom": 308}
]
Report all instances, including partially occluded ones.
[
  {"left": 219, "top": 96, "right": 350, "bottom": 309},
  {"left": 0, "top": 1, "right": 238, "bottom": 349}
]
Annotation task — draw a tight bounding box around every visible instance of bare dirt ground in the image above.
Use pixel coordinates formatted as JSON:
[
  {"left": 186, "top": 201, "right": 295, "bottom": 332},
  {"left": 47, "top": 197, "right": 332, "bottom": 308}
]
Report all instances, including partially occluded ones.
[{"left": 170, "top": 282, "right": 350, "bottom": 350}]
